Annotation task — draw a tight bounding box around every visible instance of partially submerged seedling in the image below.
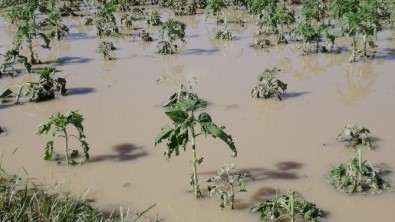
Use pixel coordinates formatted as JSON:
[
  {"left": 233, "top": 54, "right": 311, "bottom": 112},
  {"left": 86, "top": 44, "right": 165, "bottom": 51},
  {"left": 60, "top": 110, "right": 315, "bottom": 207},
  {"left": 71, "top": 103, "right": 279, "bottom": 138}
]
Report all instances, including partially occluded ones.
[
  {"left": 337, "top": 124, "right": 373, "bottom": 149},
  {"left": 207, "top": 163, "right": 250, "bottom": 209},
  {"left": 329, "top": 149, "right": 391, "bottom": 194},
  {"left": 215, "top": 22, "right": 235, "bottom": 40},
  {"left": 98, "top": 41, "right": 116, "bottom": 60},
  {"left": 162, "top": 84, "right": 203, "bottom": 108},
  {"left": 251, "top": 67, "right": 287, "bottom": 100},
  {"left": 157, "top": 18, "right": 186, "bottom": 54},
  {"left": 251, "top": 190, "right": 324, "bottom": 222},
  {"left": 155, "top": 85, "right": 236, "bottom": 198},
  {"left": 250, "top": 39, "right": 271, "bottom": 49},
  {"left": 37, "top": 111, "right": 90, "bottom": 165},
  {"left": 0, "top": 67, "right": 67, "bottom": 104},
  {"left": 146, "top": 10, "right": 162, "bottom": 26}
]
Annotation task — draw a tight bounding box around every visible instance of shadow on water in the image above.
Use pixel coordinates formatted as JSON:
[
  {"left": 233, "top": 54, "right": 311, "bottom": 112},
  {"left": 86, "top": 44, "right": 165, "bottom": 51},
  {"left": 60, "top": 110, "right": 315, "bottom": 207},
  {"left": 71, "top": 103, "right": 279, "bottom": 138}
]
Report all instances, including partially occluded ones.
[
  {"left": 90, "top": 143, "right": 148, "bottom": 162},
  {"left": 201, "top": 161, "right": 303, "bottom": 182},
  {"left": 181, "top": 48, "right": 220, "bottom": 56},
  {"left": 67, "top": 87, "right": 96, "bottom": 96},
  {"left": 282, "top": 91, "right": 309, "bottom": 100},
  {"left": 58, "top": 56, "right": 94, "bottom": 65}
]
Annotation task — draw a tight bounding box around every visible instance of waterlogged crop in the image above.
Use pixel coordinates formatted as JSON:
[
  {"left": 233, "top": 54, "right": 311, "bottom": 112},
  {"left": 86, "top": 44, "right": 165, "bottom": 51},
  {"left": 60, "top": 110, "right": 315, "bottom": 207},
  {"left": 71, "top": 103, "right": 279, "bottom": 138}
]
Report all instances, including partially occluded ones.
[
  {"left": 0, "top": 67, "right": 67, "bottom": 104},
  {"left": 251, "top": 67, "right": 287, "bottom": 100},
  {"left": 329, "top": 149, "right": 391, "bottom": 194},
  {"left": 250, "top": 39, "right": 271, "bottom": 49},
  {"left": 146, "top": 10, "right": 162, "bottom": 26},
  {"left": 207, "top": 163, "right": 250, "bottom": 209},
  {"left": 215, "top": 22, "right": 235, "bottom": 40},
  {"left": 155, "top": 86, "right": 236, "bottom": 198},
  {"left": 251, "top": 190, "right": 323, "bottom": 222},
  {"left": 96, "top": 3, "right": 119, "bottom": 37},
  {"left": 98, "top": 41, "right": 116, "bottom": 60},
  {"left": 38, "top": 111, "right": 90, "bottom": 165},
  {"left": 157, "top": 18, "right": 186, "bottom": 54},
  {"left": 337, "top": 124, "right": 373, "bottom": 149}
]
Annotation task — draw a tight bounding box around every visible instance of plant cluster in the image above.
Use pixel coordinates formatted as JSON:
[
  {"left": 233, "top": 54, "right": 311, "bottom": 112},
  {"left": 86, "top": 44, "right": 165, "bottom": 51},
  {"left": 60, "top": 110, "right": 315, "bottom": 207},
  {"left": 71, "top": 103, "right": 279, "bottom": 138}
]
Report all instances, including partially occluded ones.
[
  {"left": 251, "top": 67, "right": 287, "bottom": 100},
  {"left": 251, "top": 190, "right": 323, "bottom": 222},
  {"left": 329, "top": 124, "right": 391, "bottom": 194}
]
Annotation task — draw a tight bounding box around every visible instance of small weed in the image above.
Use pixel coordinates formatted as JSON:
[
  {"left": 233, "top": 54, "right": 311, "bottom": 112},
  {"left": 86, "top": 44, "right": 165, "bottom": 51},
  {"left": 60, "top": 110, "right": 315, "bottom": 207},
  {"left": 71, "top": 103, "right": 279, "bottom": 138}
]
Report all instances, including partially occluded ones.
[
  {"left": 251, "top": 67, "right": 287, "bottom": 100},
  {"left": 207, "top": 163, "right": 250, "bottom": 209},
  {"left": 251, "top": 190, "right": 323, "bottom": 222}
]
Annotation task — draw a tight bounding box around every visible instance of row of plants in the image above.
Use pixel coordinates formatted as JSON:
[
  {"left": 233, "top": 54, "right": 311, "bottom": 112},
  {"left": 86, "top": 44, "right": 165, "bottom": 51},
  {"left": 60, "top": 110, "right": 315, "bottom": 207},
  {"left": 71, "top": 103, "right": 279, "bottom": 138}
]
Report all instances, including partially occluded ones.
[{"left": 2, "top": 0, "right": 395, "bottom": 74}]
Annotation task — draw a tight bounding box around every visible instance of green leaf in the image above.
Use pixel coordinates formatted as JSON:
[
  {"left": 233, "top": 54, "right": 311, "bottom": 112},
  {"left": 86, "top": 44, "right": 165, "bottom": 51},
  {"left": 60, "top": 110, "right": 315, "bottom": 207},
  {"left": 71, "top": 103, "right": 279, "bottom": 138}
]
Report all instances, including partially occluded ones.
[
  {"left": 198, "top": 112, "right": 212, "bottom": 124},
  {"left": 201, "top": 123, "right": 237, "bottom": 157},
  {"left": 155, "top": 124, "right": 173, "bottom": 146},
  {"left": 0, "top": 89, "right": 13, "bottom": 99},
  {"left": 165, "top": 110, "right": 189, "bottom": 123},
  {"left": 176, "top": 99, "right": 207, "bottom": 111}
]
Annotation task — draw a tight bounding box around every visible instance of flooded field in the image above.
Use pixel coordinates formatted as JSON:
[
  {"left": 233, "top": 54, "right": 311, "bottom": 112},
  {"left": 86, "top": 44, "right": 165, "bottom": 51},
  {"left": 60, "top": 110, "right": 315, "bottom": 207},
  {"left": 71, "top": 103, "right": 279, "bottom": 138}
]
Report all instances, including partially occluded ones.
[{"left": 1, "top": 7, "right": 395, "bottom": 222}]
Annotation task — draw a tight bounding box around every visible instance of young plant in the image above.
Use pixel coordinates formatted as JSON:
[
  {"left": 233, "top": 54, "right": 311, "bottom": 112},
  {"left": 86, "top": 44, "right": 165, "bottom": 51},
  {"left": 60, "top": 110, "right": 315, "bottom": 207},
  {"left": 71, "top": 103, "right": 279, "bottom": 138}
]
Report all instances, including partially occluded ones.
[
  {"left": 251, "top": 67, "right": 287, "bottom": 100},
  {"left": 98, "top": 41, "right": 116, "bottom": 60},
  {"left": 37, "top": 111, "right": 90, "bottom": 165},
  {"left": 206, "top": 0, "right": 227, "bottom": 23},
  {"left": 155, "top": 85, "right": 237, "bottom": 198},
  {"left": 207, "top": 163, "right": 250, "bottom": 209},
  {"left": 251, "top": 190, "right": 324, "bottom": 222},
  {"left": 329, "top": 149, "right": 391, "bottom": 194},
  {"left": 273, "top": 3, "right": 295, "bottom": 44},
  {"left": 337, "top": 124, "right": 373, "bottom": 149},
  {"left": 249, "top": 39, "right": 271, "bottom": 49},
  {"left": 215, "top": 22, "right": 236, "bottom": 40},
  {"left": 157, "top": 18, "right": 186, "bottom": 55},
  {"left": 96, "top": 3, "right": 119, "bottom": 37},
  {"left": 0, "top": 67, "right": 67, "bottom": 104},
  {"left": 146, "top": 10, "right": 162, "bottom": 26}
]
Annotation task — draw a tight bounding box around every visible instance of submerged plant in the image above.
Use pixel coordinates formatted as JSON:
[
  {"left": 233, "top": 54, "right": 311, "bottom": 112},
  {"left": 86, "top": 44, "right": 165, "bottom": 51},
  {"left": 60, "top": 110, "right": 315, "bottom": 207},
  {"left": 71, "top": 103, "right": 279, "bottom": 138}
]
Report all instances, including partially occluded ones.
[
  {"left": 251, "top": 67, "right": 287, "bottom": 100},
  {"left": 215, "top": 23, "right": 235, "bottom": 40},
  {"left": 146, "top": 10, "right": 162, "bottom": 26},
  {"left": 0, "top": 67, "right": 67, "bottom": 104},
  {"left": 329, "top": 149, "right": 391, "bottom": 194},
  {"left": 96, "top": 3, "right": 119, "bottom": 37},
  {"left": 337, "top": 124, "right": 373, "bottom": 149},
  {"left": 38, "top": 111, "right": 90, "bottom": 165},
  {"left": 251, "top": 190, "right": 323, "bottom": 222},
  {"left": 157, "top": 18, "right": 186, "bottom": 54},
  {"left": 155, "top": 85, "right": 237, "bottom": 198},
  {"left": 250, "top": 39, "right": 271, "bottom": 49},
  {"left": 98, "top": 41, "right": 116, "bottom": 60},
  {"left": 207, "top": 163, "right": 250, "bottom": 209}
]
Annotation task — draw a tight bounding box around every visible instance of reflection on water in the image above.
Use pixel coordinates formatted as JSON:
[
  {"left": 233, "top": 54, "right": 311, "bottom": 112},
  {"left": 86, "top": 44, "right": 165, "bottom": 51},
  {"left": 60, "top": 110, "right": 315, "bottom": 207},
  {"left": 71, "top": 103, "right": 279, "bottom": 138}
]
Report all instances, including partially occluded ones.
[{"left": 336, "top": 62, "right": 377, "bottom": 106}]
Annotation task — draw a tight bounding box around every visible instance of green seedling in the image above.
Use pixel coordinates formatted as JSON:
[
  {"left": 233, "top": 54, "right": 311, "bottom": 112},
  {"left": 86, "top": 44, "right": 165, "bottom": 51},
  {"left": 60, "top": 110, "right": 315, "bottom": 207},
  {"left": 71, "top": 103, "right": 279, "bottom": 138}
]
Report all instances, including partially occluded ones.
[
  {"left": 0, "top": 67, "right": 67, "bottom": 104},
  {"left": 337, "top": 124, "right": 373, "bottom": 149},
  {"left": 146, "top": 10, "right": 162, "bottom": 26},
  {"left": 38, "top": 111, "right": 90, "bottom": 165},
  {"left": 157, "top": 18, "right": 186, "bottom": 54},
  {"left": 249, "top": 39, "right": 271, "bottom": 49},
  {"left": 162, "top": 84, "right": 202, "bottom": 108},
  {"left": 206, "top": 0, "right": 227, "bottom": 23},
  {"left": 155, "top": 85, "right": 237, "bottom": 198},
  {"left": 96, "top": 3, "right": 119, "bottom": 37},
  {"left": 251, "top": 67, "right": 287, "bottom": 100},
  {"left": 139, "top": 30, "right": 153, "bottom": 42},
  {"left": 215, "top": 22, "right": 236, "bottom": 40},
  {"left": 251, "top": 190, "right": 323, "bottom": 222},
  {"left": 42, "top": 11, "right": 69, "bottom": 41},
  {"left": 273, "top": 3, "right": 295, "bottom": 44},
  {"left": 98, "top": 41, "right": 116, "bottom": 60},
  {"left": 207, "top": 163, "right": 250, "bottom": 209},
  {"left": 329, "top": 149, "right": 391, "bottom": 194}
]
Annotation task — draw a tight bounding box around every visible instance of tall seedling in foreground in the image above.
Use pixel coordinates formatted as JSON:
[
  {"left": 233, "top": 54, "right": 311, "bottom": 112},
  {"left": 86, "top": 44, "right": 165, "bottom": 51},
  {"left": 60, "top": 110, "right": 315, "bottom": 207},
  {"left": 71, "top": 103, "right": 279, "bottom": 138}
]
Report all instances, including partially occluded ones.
[
  {"left": 38, "top": 111, "right": 90, "bottom": 165},
  {"left": 157, "top": 18, "right": 186, "bottom": 55},
  {"left": 155, "top": 85, "right": 237, "bottom": 198}
]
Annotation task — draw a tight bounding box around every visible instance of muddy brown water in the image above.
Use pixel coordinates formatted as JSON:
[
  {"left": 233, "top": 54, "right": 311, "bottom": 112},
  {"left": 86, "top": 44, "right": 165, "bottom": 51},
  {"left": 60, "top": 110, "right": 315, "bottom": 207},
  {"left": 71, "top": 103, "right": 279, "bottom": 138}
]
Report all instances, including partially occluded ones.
[{"left": 1, "top": 13, "right": 395, "bottom": 221}]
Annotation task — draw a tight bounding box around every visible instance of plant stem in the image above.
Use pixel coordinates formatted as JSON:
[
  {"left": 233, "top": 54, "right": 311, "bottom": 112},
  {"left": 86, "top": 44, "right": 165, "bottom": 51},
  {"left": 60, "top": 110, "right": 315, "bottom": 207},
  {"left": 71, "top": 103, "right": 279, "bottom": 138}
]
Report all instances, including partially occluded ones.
[
  {"left": 64, "top": 129, "right": 69, "bottom": 165},
  {"left": 290, "top": 191, "right": 295, "bottom": 222},
  {"left": 357, "top": 148, "right": 362, "bottom": 183},
  {"left": 190, "top": 126, "right": 199, "bottom": 198}
]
